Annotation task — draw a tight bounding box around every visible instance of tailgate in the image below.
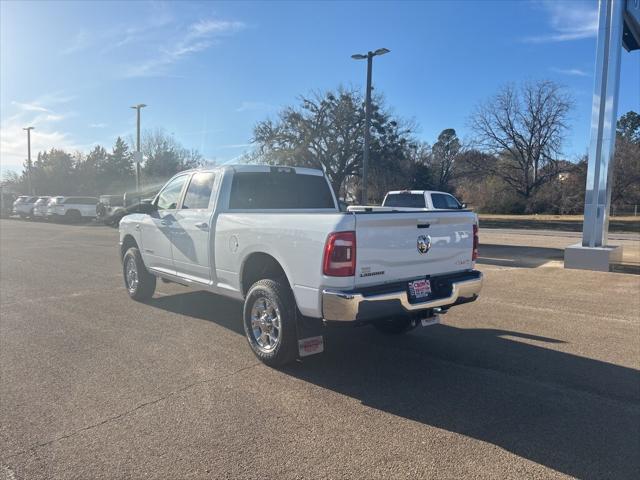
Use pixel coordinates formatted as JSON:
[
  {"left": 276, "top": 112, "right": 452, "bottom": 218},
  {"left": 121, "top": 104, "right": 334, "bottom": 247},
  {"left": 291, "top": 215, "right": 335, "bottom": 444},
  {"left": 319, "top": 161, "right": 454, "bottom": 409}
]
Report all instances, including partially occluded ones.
[{"left": 353, "top": 211, "right": 476, "bottom": 287}]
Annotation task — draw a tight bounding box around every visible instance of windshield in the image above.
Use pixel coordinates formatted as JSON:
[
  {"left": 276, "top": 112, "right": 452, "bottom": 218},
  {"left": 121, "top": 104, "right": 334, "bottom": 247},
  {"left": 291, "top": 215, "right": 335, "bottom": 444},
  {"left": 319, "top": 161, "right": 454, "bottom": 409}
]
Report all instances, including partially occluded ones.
[{"left": 383, "top": 193, "right": 426, "bottom": 208}]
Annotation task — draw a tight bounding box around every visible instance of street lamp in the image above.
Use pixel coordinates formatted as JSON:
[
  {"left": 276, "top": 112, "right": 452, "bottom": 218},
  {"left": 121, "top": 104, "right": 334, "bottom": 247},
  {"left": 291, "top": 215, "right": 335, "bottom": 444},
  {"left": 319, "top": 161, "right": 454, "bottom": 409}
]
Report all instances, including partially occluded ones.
[
  {"left": 130, "top": 103, "right": 147, "bottom": 191},
  {"left": 351, "top": 48, "right": 390, "bottom": 205},
  {"left": 23, "top": 126, "right": 35, "bottom": 195}
]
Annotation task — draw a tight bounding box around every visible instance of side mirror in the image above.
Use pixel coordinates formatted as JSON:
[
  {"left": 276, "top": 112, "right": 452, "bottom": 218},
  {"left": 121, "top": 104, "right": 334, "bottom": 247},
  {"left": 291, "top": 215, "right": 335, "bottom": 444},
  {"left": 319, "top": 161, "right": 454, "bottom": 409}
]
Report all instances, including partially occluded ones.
[
  {"left": 461, "top": 203, "right": 467, "bottom": 209},
  {"left": 132, "top": 200, "right": 157, "bottom": 214}
]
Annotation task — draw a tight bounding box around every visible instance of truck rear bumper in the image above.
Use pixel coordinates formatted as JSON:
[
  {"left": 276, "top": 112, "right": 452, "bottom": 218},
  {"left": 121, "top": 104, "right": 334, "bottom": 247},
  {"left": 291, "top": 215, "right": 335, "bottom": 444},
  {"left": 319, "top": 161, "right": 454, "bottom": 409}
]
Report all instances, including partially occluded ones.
[{"left": 322, "top": 270, "right": 483, "bottom": 323}]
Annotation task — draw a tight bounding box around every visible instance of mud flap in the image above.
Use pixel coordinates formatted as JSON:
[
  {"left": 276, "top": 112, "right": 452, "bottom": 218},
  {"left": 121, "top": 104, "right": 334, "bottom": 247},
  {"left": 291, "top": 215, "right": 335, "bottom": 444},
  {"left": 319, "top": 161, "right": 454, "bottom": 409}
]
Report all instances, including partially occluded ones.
[{"left": 295, "top": 313, "right": 325, "bottom": 358}]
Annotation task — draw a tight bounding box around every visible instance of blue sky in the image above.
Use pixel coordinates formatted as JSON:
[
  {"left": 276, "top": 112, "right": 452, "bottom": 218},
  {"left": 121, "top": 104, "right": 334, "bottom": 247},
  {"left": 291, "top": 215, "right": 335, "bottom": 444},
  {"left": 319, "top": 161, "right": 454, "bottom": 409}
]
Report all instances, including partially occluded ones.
[{"left": 1, "top": 0, "right": 638, "bottom": 173}]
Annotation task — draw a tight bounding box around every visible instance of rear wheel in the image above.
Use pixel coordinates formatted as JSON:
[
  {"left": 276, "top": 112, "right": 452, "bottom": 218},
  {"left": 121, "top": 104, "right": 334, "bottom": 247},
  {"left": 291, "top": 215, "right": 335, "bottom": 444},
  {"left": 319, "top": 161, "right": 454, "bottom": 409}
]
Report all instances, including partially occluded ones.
[
  {"left": 243, "top": 279, "right": 298, "bottom": 367},
  {"left": 372, "top": 317, "right": 417, "bottom": 335},
  {"left": 123, "top": 247, "right": 156, "bottom": 301},
  {"left": 65, "top": 210, "right": 81, "bottom": 222}
]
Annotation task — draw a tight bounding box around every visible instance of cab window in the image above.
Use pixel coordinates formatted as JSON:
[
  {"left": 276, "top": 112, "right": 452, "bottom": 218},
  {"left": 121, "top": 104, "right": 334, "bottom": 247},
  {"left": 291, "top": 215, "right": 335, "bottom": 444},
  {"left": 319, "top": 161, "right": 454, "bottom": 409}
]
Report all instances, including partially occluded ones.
[
  {"left": 431, "top": 193, "right": 462, "bottom": 209},
  {"left": 182, "top": 172, "right": 216, "bottom": 210},
  {"left": 156, "top": 175, "right": 188, "bottom": 210}
]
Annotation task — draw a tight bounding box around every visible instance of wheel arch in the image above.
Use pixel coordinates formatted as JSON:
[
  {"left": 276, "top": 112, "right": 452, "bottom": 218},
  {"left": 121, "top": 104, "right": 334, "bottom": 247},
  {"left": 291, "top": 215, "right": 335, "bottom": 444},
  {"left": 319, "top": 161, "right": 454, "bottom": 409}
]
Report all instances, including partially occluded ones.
[
  {"left": 240, "top": 252, "right": 292, "bottom": 298},
  {"left": 120, "top": 234, "right": 139, "bottom": 259}
]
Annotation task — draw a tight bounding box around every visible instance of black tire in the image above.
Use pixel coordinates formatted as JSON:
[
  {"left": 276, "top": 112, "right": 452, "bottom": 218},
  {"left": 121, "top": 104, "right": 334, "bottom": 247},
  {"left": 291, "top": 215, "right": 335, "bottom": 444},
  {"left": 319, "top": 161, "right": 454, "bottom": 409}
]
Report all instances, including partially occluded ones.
[
  {"left": 372, "top": 317, "right": 417, "bottom": 335},
  {"left": 123, "top": 247, "right": 156, "bottom": 301},
  {"left": 65, "top": 210, "right": 81, "bottom": 222},
  {"left": 243, "top": 279, "right": 298, "bottom": 367}
]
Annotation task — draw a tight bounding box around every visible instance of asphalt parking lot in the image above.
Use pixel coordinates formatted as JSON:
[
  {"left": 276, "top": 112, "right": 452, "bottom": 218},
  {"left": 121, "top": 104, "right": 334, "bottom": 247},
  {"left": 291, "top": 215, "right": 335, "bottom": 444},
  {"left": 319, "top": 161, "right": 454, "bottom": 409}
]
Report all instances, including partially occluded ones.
[{"left": 1, "top": 219, "right": 639, "bottom": 479}]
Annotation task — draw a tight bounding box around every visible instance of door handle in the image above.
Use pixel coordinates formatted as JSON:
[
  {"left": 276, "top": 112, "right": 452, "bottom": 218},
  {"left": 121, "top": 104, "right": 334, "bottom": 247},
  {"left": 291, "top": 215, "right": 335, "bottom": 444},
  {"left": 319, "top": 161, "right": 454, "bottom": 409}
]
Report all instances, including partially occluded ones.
[
  {"left": 135, "top": 223, "right": 141, "bottom": 231},
  {"left": 195, "top": 222, "right": 209, "bottom": 230}
]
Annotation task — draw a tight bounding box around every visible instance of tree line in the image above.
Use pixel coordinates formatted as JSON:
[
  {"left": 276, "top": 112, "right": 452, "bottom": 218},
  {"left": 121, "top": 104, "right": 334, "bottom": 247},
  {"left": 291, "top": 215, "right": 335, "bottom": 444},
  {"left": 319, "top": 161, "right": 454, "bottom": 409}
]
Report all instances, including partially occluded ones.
[
  {"left": 2, "top": 129, "right": 204, "bottom": 196},
  {"left": 250, "top": 82, "right": 639, "bottom": 214},
  {"left": 2, "top": 80, "right": 638, "bottom": 214}
]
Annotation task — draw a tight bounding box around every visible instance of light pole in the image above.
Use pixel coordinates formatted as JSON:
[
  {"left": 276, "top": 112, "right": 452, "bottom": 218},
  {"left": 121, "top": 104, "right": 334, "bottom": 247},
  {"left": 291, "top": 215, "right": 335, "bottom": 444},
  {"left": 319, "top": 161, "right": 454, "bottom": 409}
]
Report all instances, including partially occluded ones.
[
  {"left": 130, "top": 103, "right": 147, "bottom": 191},
  {"left": 351, "top": 48, "right": 390, "bottom": 204},
  {"left": 23, "top": 126, "right": 35, "bottom": 195}
]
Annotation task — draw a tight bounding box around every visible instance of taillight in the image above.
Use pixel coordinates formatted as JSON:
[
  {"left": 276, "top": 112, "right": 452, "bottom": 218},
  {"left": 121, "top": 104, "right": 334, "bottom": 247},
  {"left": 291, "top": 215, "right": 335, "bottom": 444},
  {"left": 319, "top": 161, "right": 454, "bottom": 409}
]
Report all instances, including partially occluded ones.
[
  {"left": 323, "top": 231, "right": 356, "bottom": 277},
  {"left": 472, "top": 224, "right": 479, "bottom": 261}
]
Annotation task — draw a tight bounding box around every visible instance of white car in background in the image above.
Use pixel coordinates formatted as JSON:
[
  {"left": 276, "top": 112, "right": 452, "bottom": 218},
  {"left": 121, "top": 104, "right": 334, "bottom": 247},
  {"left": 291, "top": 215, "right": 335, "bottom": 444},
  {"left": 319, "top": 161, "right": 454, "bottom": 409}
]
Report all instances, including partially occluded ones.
[
  {"left": 48, "top": 196, "right": 99, "bottom": 222},
  {"left": 12, "top": 196, "right": 39, "bottom": 218},
  {"left": 382, "top": 190, "right": 466, "bottom": 210},
  {"left": 32, "top": 196, "right": 52, "bottom": 219}
]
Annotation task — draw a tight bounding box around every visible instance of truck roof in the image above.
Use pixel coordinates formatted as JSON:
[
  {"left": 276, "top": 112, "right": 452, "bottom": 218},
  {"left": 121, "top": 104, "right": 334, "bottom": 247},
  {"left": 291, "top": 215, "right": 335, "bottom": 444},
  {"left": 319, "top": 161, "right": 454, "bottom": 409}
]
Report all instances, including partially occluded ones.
[
  {"left": 183, "top": 164, "right": 325, "bottom": 177},
  {"left": 386, "top": 190, "right": 453, "bottom": 196}
]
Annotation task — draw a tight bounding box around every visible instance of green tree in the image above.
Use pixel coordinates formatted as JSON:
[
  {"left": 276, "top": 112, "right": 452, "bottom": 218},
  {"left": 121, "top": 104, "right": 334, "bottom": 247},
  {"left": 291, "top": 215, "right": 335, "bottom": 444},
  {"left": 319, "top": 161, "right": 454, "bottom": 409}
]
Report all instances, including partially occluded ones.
[
  {"left": 99, "top": 137, "right": 134, "bottom": 192},
  {"left": 431, "top": 128, "right": 461, "bottom": 192},
  {"left": 252, "top": 87, "right": 416, "bottom": 201},
  {"left": 616, "top": 111, "right": 640, "bottom": 143},
  {"left": 31, "top": 149, "right": 76, "bottom": 195},
  {"left": 612, "top": 111, "right": 640, "bottom": 208}
]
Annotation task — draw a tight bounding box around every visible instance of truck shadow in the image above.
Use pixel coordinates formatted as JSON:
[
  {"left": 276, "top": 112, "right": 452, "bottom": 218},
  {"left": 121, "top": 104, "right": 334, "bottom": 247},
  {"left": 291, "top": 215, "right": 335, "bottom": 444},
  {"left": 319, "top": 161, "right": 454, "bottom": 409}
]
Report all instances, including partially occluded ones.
[
  {"left": 477, "top": 244, "right": 564, "bottom": 268},
  {"left": 148, "top": 291, "right": 640, "bottom": 480}
]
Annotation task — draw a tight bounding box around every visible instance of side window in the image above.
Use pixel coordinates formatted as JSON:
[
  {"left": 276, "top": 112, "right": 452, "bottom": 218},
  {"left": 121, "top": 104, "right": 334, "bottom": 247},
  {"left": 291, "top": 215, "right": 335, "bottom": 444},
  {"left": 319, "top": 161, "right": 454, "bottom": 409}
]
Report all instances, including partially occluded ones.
[
  {"left": 432, "top": 193, "right": 461, "bottom": 209},
  {"left": 156, "top": 175, "right": 187, "bottom": 210},
  {"left": 182, "top": 172, "right": 216, "bottom": 210},
  {"left": 444, "top": 194, "right": 461, "bottom": 209}
]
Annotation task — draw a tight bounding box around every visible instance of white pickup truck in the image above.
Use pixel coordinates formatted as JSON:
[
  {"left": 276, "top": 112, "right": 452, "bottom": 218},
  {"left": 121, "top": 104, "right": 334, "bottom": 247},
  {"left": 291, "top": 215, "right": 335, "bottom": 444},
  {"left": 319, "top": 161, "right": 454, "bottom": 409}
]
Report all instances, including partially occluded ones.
[
  {"left": 119, "top": 165, "right": 482, "bottom": 365},
  {"left": 382, "top": 190, "right": 465, "bottom": 210}
]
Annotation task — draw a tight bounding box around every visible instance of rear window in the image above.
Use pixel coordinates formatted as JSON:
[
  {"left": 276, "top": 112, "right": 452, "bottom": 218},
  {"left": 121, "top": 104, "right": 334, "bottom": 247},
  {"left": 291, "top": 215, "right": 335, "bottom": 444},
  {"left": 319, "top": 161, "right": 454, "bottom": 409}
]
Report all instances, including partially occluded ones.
[
  {"left": 229, "top": 172, "right": 335, "bottom": 210},
  {"left": 431, "top": 193, "right": 462, "bottom": 209},
  {"left": 383, "top": 193, "right": 426, "bottom": 208}
]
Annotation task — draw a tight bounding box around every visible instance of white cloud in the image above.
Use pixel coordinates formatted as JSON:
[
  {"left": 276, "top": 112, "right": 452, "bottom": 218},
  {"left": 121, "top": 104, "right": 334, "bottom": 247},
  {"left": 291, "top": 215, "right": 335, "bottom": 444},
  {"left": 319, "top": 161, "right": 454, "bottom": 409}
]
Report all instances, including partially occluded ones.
[
  {"left": 236, "top": 101, "right": 275, "bottom": 113},
  {"left": 189, "top": 19, "right": 246, "bottom": 38},
  {"left": 551, "top": 67, "right": 590, "bottom": 77},
  {"left": 522, "top": 0, "right": 598, "bottom": 43},
  {"left": 123, "top": 17, "right": 246, "bottom": 78},
  {"left": 61, "top": 30, "right": 91, "bottom": 55},
  {"left": 0, "top": 96, "right": 78, "bottom": 170},
  {"left": 10, "top": 101, "right": 50, "bottom": 113},
  {"left": 216, "top": 143, "right": 252, "bottom": 149}
]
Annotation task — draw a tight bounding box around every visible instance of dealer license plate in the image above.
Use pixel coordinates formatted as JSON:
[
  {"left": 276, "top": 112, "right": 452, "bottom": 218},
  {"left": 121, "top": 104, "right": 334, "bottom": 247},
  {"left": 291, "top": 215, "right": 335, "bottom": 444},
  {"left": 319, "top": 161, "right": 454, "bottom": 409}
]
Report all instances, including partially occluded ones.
[{"left": 408, "top": 278, "right": 432, "bottom": 302}]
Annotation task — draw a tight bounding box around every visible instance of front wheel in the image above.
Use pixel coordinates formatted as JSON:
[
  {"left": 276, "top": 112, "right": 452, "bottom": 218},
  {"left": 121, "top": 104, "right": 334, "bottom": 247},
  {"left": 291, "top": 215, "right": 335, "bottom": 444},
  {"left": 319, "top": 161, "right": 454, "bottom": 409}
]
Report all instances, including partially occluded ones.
[
  {"left": 65, "top": 210, "right": 81, "bottom": 222},
  {"left": 243, "top": 279, "right": 298, "bottom": 367},
  {"left": 123, "top": 247, "right": 156, "bottom": 301}
]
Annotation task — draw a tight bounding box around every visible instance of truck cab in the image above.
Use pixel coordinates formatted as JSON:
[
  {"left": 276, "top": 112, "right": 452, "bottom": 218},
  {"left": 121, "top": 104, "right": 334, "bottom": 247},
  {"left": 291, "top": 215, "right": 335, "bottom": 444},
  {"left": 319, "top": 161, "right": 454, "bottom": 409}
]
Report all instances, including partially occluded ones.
[{"left": 383, "top": 190, "right": 465, "bottom": 210}]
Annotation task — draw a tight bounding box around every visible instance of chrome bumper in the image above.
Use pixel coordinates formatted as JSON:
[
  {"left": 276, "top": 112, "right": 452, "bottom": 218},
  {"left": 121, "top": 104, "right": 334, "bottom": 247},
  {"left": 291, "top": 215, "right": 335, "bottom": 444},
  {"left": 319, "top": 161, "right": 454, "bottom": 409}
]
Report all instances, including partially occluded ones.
[{"left": 322, "top": 271, "right": 483, "bottom": 323}]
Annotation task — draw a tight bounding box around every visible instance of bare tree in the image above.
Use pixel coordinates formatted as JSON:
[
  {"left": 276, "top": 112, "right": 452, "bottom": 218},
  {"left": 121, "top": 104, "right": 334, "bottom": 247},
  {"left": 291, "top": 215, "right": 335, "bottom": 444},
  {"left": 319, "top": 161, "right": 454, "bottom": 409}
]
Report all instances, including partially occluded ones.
[{"left": 469, "top": 80, "right": 573, "bottom": 199}]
